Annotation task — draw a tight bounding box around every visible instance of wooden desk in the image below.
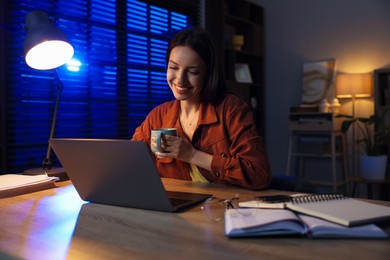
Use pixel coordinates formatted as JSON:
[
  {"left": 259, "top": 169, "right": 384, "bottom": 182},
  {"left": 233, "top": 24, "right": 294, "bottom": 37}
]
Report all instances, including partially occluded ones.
[{"left": 1, "top": 179, "right": 389, "bottom": 260}]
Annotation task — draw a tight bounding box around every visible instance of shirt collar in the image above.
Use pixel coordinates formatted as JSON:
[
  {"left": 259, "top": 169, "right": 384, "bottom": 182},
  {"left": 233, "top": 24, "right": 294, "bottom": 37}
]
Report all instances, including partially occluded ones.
[
  {"left": 198, "top": 101, "right": 218, "bottom": 126},
  {"left": 172, "top": 99, "right": 219, "bottom": 127}
]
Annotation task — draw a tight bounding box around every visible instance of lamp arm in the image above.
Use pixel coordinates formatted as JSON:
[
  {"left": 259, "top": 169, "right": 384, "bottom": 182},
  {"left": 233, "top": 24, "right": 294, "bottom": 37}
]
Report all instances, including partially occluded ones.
[{"left": 42, "top": 68, "right": 63, "bottom": 169}]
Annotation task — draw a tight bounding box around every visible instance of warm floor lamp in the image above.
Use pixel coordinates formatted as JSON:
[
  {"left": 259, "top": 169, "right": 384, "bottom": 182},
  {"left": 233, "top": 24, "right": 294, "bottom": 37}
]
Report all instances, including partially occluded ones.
[
  {"left": 336, "top": 73, "right": 373, "bottom": 177},
  {"left": 22, "top": 10, "right": 74, "bottom": 179}
]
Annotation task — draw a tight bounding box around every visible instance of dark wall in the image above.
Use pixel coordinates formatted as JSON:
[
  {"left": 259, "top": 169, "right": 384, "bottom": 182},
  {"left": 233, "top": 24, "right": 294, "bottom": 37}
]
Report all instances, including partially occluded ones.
[{"left": 253, "top": 0, "right": 390, "bottom": 175}]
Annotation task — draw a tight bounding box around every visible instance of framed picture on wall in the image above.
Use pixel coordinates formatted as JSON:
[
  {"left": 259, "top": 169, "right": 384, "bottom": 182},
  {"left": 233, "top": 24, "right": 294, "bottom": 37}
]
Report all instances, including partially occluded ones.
[
  {"left": 235, "top": 63, "right": 253, "bottom": 83},
  {"left": 301, "top": 59, "right": 337, "bottom": 105}
]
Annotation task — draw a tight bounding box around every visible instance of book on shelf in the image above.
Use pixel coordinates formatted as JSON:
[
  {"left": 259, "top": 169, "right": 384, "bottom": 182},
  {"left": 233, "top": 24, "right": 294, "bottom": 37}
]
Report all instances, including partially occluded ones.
[
  {"left": 0, "top": 174, "right": 57, "bottom": 198},
  {"left": 225, "top": 208, "right": 388, "bottom": 238},
  {"left": 238, "top": 194, "right": 390, "bottom": 227}
]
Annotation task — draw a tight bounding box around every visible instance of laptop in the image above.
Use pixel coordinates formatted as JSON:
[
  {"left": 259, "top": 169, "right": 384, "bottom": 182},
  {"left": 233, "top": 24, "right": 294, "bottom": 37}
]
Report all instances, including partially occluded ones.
[{"left": 49, "top": 138, "right": 212, "bottom": 212}]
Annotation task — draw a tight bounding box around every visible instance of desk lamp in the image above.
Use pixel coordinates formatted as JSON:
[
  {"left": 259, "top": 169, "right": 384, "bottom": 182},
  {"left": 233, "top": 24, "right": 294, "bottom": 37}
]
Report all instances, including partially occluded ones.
[{"left": 22, "top": 10, "right": 74, "bottom": 179}]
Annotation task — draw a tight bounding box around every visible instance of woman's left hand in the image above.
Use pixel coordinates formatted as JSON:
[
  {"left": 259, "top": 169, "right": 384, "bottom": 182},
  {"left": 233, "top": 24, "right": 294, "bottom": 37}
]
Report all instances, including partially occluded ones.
[{"left": 155, "top": 135, "right": 196, "bottom": 163}]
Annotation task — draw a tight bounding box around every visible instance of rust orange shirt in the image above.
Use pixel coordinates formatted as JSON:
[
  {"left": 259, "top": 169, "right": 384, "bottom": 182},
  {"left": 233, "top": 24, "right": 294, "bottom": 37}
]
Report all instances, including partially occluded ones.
[{"left": 132, "top": 94, "right": 271, "bottom": 190}]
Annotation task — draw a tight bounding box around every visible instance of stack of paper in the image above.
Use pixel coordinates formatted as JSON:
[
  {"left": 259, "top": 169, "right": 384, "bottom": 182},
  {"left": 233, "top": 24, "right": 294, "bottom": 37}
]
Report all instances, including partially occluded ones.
[{"left": 0, "top": 174, "right": 57, "bottom": 198}]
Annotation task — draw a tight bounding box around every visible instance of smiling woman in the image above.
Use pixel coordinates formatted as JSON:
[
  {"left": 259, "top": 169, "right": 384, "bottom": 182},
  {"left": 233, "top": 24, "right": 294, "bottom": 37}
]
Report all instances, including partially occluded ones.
[{"left": 132, "top": 27, "right": 272, "bottom": 190}]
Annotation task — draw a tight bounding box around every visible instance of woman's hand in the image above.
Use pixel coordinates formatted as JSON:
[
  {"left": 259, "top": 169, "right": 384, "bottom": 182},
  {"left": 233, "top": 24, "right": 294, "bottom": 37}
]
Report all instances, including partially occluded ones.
[
  {"left": 153, "top": 134, "right": 212, "bottom": 171},
  {"left": 154, "top": 135, "right": 196, "bottom": 163}
]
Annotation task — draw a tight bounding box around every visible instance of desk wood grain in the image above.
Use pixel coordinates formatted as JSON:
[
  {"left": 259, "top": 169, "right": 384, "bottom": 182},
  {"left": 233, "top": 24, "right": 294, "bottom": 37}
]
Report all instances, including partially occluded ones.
[{"left": 0, "top": 179, "right": 389, "bottom": 260}]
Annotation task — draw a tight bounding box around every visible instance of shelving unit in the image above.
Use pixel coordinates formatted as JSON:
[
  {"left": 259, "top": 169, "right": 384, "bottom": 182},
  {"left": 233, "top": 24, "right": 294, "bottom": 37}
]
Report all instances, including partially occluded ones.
[
  {"left": 286, "top": 112, "right": 349, "bottom": 193},
  {"left": 374, "top": 69, "right": 390, "bottom": 178},
  {"left": 374, "top": 69, "right": 390, "bottom": 153},
  {"left": 205, "top": 0, "right": 265, "bottom": 135}
]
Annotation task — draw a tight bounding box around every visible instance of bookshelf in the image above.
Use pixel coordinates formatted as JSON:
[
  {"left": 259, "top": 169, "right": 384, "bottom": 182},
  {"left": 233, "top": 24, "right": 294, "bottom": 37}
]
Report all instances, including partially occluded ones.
[
  {"left": 205, "top": 0, "right": 265, "bottom": 135},
  {"left": 286, "top": 112, "right": 349, "bottom": 193},
  {"left": 374, "top": 68, "right": 390, "bottom": 158}
]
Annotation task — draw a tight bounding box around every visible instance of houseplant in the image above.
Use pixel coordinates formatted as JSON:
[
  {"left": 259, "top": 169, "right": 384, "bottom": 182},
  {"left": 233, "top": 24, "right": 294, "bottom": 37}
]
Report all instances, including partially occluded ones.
[{"left": 337, "top": 108, "right": 390, "bottom": 180}]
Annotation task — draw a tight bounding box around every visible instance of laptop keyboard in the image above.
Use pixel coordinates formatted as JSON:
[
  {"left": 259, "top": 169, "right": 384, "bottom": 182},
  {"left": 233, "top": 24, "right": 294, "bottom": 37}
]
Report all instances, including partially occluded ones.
[{"left": 166, "top": 190, "right": 212, "bottom": 209}]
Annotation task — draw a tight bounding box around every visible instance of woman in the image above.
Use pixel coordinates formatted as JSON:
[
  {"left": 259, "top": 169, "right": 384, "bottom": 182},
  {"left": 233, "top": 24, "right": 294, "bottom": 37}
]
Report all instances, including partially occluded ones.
[{"left": 132, "top": 27, "right": 271, "bottom": 190}]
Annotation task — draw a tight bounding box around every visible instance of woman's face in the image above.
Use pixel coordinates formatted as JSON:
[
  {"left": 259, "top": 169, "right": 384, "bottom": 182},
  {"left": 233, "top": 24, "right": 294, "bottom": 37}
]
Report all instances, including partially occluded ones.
[{"left": 167, "top": 46, "right": 207, "bottom": 103}]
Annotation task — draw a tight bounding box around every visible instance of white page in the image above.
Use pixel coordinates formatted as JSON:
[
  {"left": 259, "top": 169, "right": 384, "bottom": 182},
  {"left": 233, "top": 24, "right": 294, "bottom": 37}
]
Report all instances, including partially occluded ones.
[
  {"left": 225, "top": 208, "right": 304, "bottom": 236},
  {"left": 298, "top": 214, "right": 388, "bottom": 238}
]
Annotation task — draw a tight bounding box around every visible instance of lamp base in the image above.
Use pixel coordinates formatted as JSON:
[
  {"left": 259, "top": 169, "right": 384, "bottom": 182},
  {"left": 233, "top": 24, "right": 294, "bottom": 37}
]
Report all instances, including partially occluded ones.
[{"left": 23, "top": 167, "right": 69, "bottom": 181}]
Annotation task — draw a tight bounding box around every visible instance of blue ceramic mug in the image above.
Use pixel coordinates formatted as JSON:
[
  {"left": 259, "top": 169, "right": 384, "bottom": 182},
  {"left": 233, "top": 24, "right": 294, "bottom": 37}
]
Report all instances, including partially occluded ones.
[{"left": 151, "top": 128, "right": 178, "bottom": 153}]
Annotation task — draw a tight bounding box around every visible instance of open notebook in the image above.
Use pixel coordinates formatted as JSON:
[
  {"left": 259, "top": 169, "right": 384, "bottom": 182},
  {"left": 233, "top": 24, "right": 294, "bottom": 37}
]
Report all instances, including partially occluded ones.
[
  {"left": 50, "top": 138, "right": 212, "bottom": 212},
  {"left": 224, "top": 208, "right": 388, "bottom": 238}
]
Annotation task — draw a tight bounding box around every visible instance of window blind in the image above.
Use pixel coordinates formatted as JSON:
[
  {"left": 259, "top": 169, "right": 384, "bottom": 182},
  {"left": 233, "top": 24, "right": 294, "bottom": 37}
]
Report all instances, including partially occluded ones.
[{"left": 1, "top": 0, "right": 200, "bottom": 173}]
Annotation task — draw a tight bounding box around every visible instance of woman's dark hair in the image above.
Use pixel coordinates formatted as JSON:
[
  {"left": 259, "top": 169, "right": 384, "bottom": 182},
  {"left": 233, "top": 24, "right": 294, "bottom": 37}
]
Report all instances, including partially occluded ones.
[{"left": 166, "top": 27, "right": 226, "bottom": 105}]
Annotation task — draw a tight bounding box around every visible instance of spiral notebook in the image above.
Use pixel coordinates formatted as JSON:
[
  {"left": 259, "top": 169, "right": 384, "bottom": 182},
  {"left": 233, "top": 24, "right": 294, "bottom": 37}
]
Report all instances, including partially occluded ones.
[{"left": 239, "top": 194, "right": 390, "bottom": 227}]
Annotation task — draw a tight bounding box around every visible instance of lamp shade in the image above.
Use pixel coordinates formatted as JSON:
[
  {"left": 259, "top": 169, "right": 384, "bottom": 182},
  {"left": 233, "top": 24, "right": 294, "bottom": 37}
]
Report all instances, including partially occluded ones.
[
  {"left": 24, "top": 10, "right": 74, "bottom": 70},
  {"left": 336, "top": 73, "right": 372, "bottom": 98}
]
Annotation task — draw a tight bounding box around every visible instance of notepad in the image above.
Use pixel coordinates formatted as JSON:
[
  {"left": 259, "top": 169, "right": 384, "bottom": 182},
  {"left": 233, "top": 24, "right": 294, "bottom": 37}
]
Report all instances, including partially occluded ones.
[
  {"left": 224, "top": 208, "right": 388, "bottom": 238},
  {"left": 239, "top": 194, "right": 390, "bottom": 227}
]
